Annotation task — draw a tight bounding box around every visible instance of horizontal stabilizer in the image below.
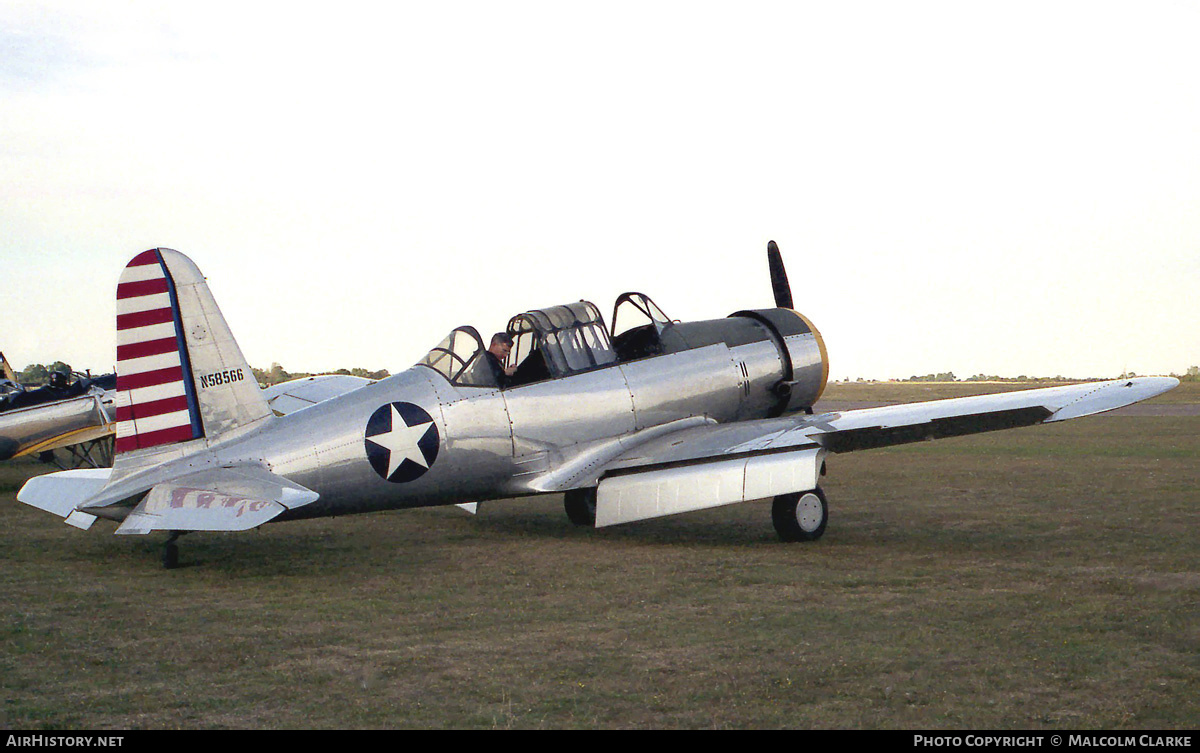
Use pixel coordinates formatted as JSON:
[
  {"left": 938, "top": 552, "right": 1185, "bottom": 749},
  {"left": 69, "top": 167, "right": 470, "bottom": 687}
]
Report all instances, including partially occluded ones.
[
  {"left": 114, "top": 465, "right": 319, "bottom": 535},
  {"left": 18, "top": 468, "right": 113, "bottom": 519}
]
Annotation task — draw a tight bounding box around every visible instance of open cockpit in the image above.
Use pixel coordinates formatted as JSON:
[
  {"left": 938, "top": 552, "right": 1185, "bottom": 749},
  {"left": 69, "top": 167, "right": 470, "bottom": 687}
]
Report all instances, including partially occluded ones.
[{"left": 416, "top": 294, "right": 675, "bottom": 390}]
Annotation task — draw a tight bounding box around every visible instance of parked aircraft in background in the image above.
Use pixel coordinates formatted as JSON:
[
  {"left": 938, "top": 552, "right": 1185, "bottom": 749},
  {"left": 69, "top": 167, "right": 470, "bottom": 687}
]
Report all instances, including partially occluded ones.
[
  {"left": 0, "top": 351, "right": 18, "bottom": 387},
  {"left": 18, "top": 244, "right": 1178, "bottom": 567},
  {"left": 0, "top": 351, "right": 370, "bottom": 470},
  {"left": 0, "top": 353, "right": 117, "bottom": 468}
]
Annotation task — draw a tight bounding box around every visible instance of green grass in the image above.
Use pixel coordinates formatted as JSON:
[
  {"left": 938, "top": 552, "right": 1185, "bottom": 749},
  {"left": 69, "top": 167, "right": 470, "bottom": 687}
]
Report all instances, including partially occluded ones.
[{"left": 1, "top": 397, "right": 1197, "bottom": 729}]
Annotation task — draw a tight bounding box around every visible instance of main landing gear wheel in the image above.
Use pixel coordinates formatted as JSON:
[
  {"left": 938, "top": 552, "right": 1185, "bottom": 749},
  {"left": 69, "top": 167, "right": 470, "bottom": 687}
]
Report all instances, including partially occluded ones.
[
  {"left": 564, "top": 487, "right": 597, "bottom": 527},
  {"left": 772, "top": 487, "right": 828, "bottom": 542}
]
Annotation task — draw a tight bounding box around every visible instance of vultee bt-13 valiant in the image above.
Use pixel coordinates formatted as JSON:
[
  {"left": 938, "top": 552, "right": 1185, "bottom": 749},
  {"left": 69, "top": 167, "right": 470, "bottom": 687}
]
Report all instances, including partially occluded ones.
[{"left": 18, "top": 243, "right": 1179, "bottom": 567}]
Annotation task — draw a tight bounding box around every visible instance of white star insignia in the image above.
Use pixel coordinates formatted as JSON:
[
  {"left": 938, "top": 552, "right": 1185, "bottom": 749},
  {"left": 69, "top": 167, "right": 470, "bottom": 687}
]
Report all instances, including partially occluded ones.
[{"left": 367, "top": 404, "right": 435, "bottom": 479}]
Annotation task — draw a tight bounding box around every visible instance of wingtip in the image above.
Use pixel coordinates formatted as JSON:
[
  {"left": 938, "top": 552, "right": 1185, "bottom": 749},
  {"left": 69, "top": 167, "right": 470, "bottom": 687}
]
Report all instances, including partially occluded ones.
[
  {"left": 1128, "top": 375, "right": 1180, "bottom": 395},
  {"left": 1048, "top": 376, "right": 1180, "bottom": 422}
]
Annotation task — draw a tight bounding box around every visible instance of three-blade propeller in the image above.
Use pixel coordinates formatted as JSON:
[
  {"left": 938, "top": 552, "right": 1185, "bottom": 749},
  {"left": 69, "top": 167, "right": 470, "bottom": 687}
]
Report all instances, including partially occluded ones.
[{"left": 767, "top": 240, "right": 793, "bottom": 309}]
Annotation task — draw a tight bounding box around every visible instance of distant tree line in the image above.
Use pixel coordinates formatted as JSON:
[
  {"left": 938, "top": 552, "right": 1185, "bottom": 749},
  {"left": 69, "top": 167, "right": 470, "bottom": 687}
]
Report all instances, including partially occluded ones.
[
  {"left": 12, "top": 362, "right": 393, "bottom": 387},
  {"left": 16, "top": 362, "right": 75, "bottom": 385},
  {"left": 892, "top": 367, "right": 1200, "bottom": 383},
  {"left": 904, "top": 372, "right": 960, "bottom": 382},
  {"left": 252, "top": 363, "right": 391, "bottom": 387}
]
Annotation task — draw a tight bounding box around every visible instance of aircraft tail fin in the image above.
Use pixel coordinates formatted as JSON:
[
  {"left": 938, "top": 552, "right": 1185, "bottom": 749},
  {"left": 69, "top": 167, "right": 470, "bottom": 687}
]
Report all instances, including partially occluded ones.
[
  {"left": 0, "top": 351, "right": 16, "bottom": 383},
  {"left": 113, "top": 249, "right": 270, "bottom": 471}
]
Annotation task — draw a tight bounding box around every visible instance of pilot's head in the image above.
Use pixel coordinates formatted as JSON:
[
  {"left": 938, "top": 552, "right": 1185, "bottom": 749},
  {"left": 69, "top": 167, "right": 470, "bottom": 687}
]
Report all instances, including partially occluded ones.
[
  {"left": 49, "top": 370, "right": 69, "bottom": 388},
  {"left": 489, "top": 332, "right": 514, "bottom": 360}
]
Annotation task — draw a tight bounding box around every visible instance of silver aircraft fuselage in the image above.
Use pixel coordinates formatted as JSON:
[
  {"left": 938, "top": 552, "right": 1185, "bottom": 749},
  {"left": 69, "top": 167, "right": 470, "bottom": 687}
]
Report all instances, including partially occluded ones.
[{"left": 197, "top": 310, "right": 828, "bottom": 522}]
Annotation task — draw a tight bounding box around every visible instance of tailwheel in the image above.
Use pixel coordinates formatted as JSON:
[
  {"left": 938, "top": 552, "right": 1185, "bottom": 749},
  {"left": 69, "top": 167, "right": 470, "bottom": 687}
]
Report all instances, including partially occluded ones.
[
  {"left": 772, "top": 487, "right": 828, "bottom": 542},
  {"left": 162, "top": 532, "right": 182, "bottom": 569},
  {"left": 564, "top": 487, "right": 597, "bottom": 527}
]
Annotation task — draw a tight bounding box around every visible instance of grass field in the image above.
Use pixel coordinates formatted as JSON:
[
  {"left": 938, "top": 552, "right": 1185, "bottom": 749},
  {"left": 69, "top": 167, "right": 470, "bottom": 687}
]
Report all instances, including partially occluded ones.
[{"left": 1, "top": 383, "right": 1196, "bottom": 729}]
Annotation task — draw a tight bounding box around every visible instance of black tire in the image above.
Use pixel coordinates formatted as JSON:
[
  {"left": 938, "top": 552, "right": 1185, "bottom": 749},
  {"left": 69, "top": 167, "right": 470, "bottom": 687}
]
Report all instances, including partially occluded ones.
[
  {"left": 564, "top": 488, "right": 597, "bottom": 527},
  {"left": 771, "top": 487, "right": 828, "bottom": 542}
]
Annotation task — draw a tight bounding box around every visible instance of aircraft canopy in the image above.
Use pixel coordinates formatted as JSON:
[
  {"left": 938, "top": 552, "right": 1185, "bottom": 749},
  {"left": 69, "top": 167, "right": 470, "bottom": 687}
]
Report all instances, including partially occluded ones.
[
  {"left": 416, "top": 301, "right": 622, "bottom": 389},
  {"left": 415, "top": 326, "right": 495, "bottom": 387},
  {"left": 507, "top": 301, "right": 617, "bottom": 382}
]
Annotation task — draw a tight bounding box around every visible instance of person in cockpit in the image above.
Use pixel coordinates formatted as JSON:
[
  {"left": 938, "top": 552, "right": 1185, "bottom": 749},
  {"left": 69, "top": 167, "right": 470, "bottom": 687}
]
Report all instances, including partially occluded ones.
[{"left": 485, "top": 333, "right": 516, "bottom": 388}]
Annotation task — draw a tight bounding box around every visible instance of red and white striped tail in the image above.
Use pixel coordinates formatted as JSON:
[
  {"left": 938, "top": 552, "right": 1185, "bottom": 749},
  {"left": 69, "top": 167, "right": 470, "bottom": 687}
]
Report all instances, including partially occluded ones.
[
  {"left": 111, "top": 248, "right": 272, "bottom": 467},
  {"left": 114, "top": 249, "right": 204, "bottom": 453}
]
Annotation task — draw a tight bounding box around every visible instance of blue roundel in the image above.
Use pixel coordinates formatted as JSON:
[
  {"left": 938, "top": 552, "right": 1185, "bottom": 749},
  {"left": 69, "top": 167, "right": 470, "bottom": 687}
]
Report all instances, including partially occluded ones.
[{"left": 364, "top": 402, "right": 439, "bottom": 483}]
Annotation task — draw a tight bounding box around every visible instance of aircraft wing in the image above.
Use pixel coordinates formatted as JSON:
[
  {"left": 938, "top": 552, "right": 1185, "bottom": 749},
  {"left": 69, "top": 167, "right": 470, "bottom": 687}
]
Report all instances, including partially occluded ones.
[{"left": 589, "top": 377, "right": 1178, "bottom": 527}]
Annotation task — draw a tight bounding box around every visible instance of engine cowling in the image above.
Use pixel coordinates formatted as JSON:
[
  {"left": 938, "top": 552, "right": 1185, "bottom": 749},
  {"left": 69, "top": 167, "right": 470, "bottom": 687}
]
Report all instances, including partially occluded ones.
[
  {"left": 655, "top": 308, "right": 828, "bottom": 416},
  {"left": 731, "top": 309, "right": 829, "bottom": 414}
]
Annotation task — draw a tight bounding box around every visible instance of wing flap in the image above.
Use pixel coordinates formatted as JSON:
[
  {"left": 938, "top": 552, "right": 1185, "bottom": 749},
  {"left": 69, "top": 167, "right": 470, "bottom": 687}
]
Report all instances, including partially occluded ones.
[
  {"left": 114, "top": 465, "right": 319, "bottom": 535},
  {"left": 817, "top": 405, "right": 1053, "bottom": 453},
  {"left": 596, "top": 447, "right": 825, "bottom": 527}
]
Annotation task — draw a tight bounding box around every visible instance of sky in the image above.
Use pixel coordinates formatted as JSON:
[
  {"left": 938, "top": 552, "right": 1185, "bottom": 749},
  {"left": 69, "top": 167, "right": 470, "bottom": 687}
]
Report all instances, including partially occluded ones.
[{"left": 2, "top": 1, "right": 1198, "bottom": 381}]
